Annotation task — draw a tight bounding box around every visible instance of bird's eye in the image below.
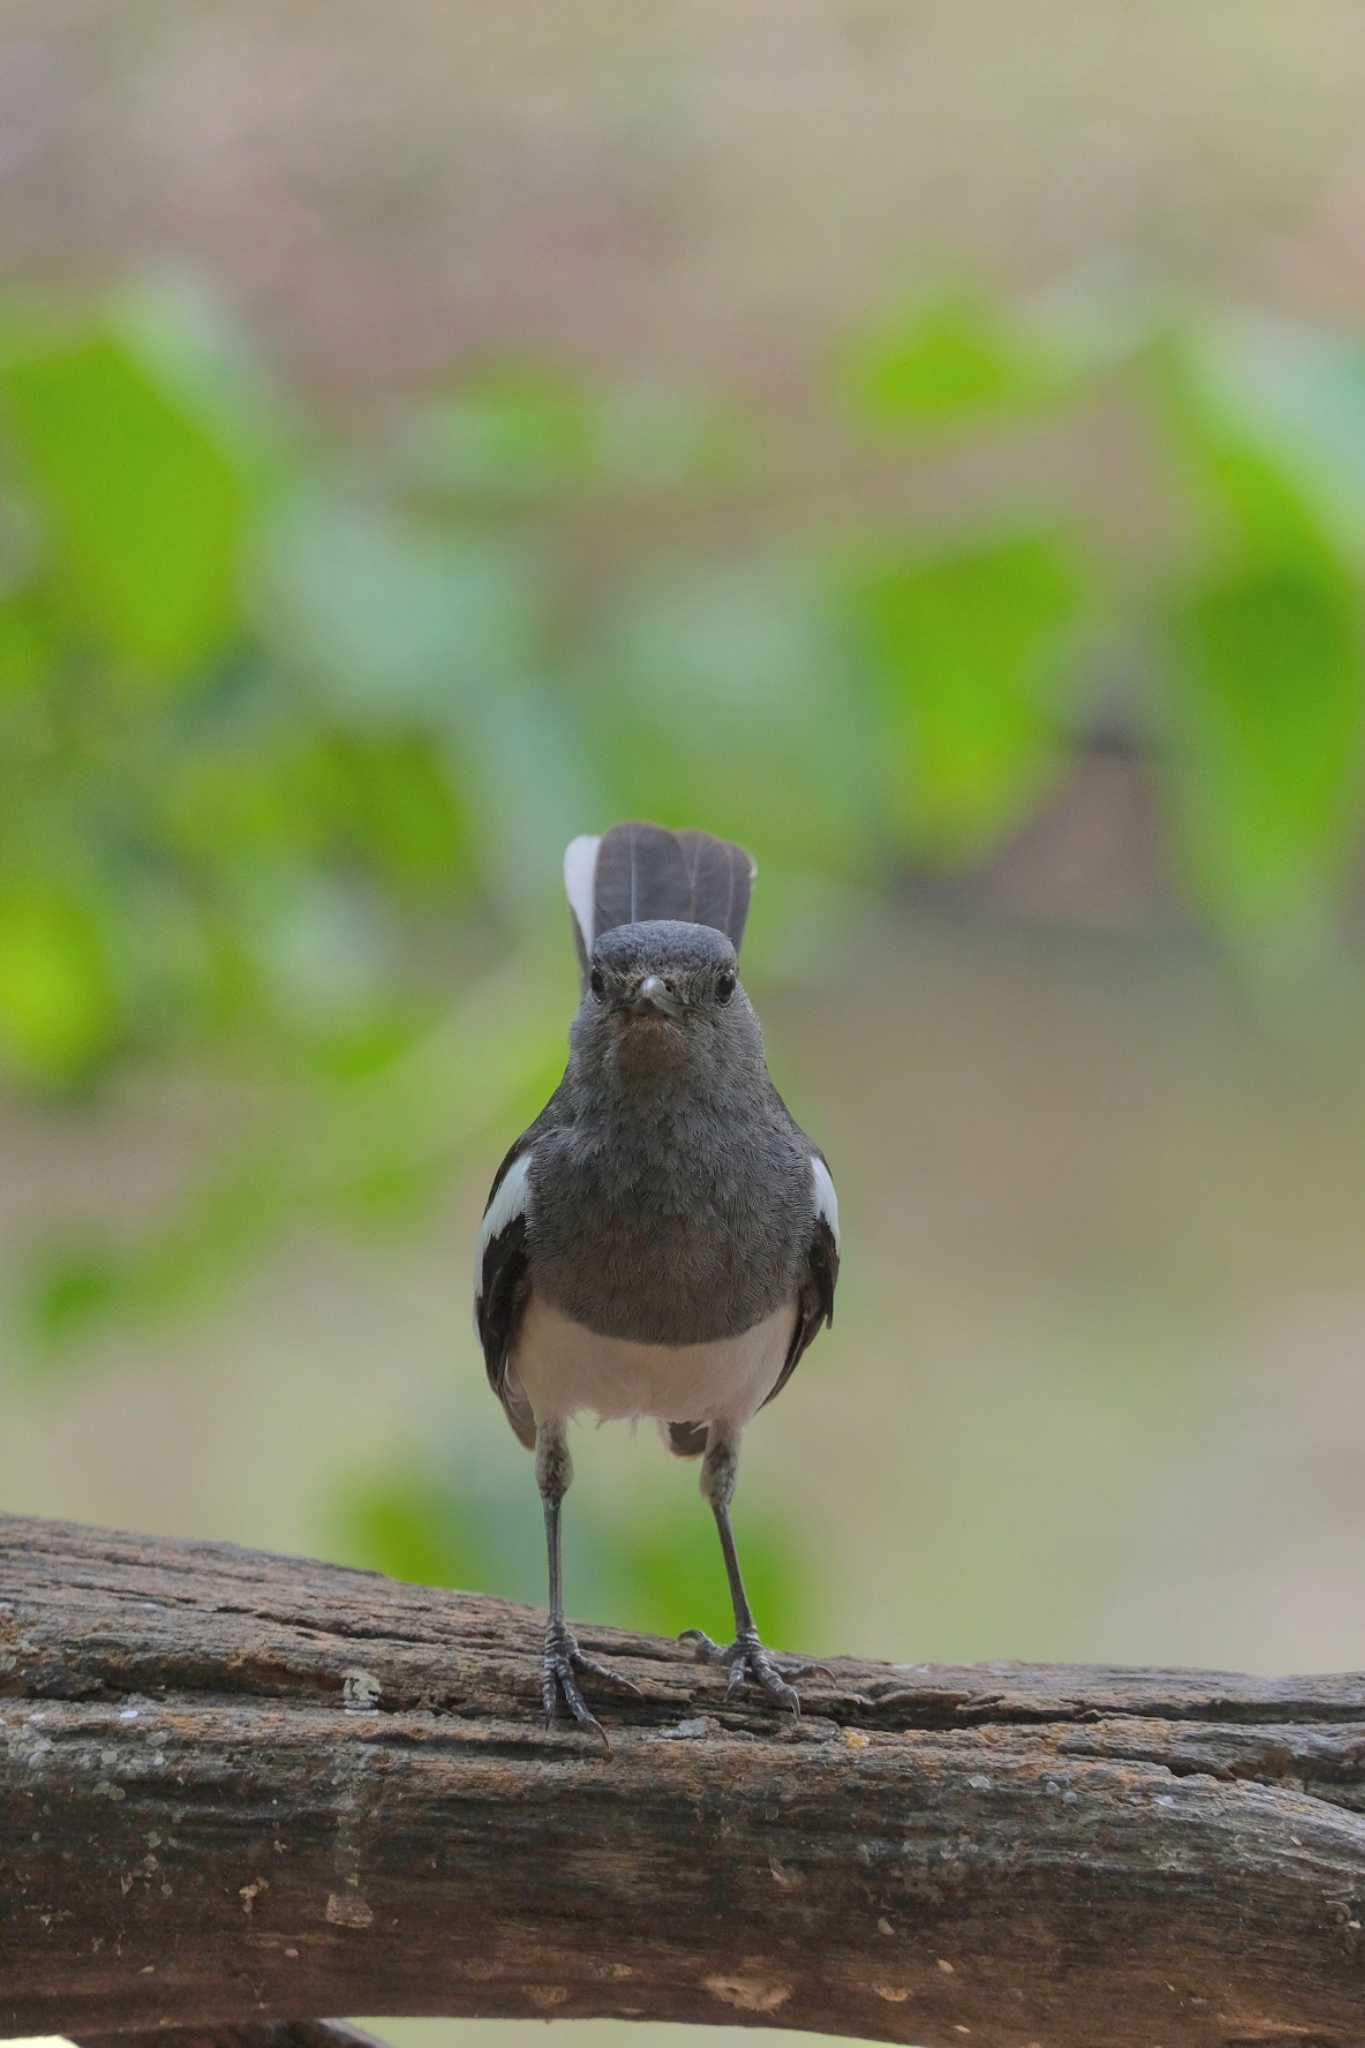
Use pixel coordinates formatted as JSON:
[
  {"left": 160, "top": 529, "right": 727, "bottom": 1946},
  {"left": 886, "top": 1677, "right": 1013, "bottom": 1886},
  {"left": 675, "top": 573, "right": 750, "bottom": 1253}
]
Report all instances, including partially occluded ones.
[
  {"left": 716, "top": 971, "right": 736, "bottom": 1005},
  {"left": 589, "top": 967, "right": 606, "bottom": 999}
]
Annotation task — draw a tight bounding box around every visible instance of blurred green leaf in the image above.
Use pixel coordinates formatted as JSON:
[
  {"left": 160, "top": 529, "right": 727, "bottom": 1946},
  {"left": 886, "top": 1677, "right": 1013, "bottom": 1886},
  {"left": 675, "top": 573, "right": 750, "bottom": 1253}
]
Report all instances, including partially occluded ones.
[
  {"left": 0, "top": 592, "right": 49, "bottom": 696},
  {"left": 332, "top": 1454, "right": 591, "bottom": 1609},
  {"left": 0, "top": 592, "right": 57, "bottom": 772},
  {"left": 0, "top": 317, "right": 248, "bottom": 676},
  {"left": 338, "top": 734, "right": 471, "bottom": 889},
  {"left": 302, "top": 1005, "right": 431, "bottom": 1084},
  {"left": 105, "top": 875, "right": 223, "bottom": 1046},
  {"left": 395, "top": 369, "right": 748, "bottom": 502},
  {"left": 1235, "top": 327, "right": 1365, "bottom": 537},
  {"left": 1152, "top": 319, "right": 1365, "bottom": 941},
  {"left": 16, "top": 941, "right": 567, "bottom": 1355},
  {"left": 242, "top": 870, "right": 395, "bottom": 1025},
  {"left": 159, "top": 710, "right": 470, "bottom": 898},
  {"left": 0, "top": 882, "right": 119, "bottom": 1084},
  {"left": 22, "top": 1244, "right": 126, "bottom": 1354},
  {"left": 588, "top": 560, "right": 878, "bottom": 883},
  {"left": 1158, "top": 565, "right": 1365, "bottom": 934},
  {"left": 114, "top": 274, "right": 288, "bottom": 474},
  {"left": 333, "top": 1450, "right": 815, "bottom": 1654},
  {"left": 159, "top": 717, "right": 329, "bottom": 867},
  {"left": 849, "top": 528, "right": 1090, "bottom": 861},
  {"left": 1156, "top": 324, "right": 1360, "bottom": 575},
  {"left": 257, "top": 485, "right": 544, "bottom": 719},
  {"left": 843, "top": 291, "right": 1068, "bottom": 431},
  {"left": 336, "top": 1470, "right": 493, "bottom": 1592},
  {"left": 20, "top": 1153, "right": 290, "bottom": 1360},
  {"left": 617, "top": 1498, "right": 813, "bottom": 1649},
  {"left": 10, "top": 275, "right": 1365, "bottom": 1375},
  {"left": 122, "top": 1159, "right": 289, "bottom": 1314},
  {"left": 445, "top": 679, "right": 601, "bottom": 916}
]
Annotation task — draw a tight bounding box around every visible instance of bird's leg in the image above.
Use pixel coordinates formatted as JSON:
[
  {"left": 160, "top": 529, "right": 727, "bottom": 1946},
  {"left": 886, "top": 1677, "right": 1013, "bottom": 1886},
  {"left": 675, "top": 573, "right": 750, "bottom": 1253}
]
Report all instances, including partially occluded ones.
[
  {"left": 680, "top": 1430, "right": 829, "bottom": 1718},
  {"left": 536, "top": 1419, "right": 640, "bottom": 1748}
]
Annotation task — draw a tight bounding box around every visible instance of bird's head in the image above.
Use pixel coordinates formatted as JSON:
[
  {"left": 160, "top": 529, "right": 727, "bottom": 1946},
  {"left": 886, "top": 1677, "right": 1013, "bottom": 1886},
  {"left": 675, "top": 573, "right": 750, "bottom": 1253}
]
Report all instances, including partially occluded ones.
[{"left": 570, "top": 919, "right": 761, "bottom": 1086}]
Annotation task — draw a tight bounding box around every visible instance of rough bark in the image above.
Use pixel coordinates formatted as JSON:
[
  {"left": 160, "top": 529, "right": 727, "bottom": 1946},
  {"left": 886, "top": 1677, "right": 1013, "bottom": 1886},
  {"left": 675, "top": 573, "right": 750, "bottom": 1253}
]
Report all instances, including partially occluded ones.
[{"left": 4, "top": 1514, "right": 1365, "bottom": 2048}]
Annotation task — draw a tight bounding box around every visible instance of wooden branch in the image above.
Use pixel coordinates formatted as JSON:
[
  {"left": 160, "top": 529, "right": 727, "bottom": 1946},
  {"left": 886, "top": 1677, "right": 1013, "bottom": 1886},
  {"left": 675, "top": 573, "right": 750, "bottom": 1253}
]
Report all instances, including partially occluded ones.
[{"left": 5, "top": 1517, "right": 1365, "bottom": 2048}]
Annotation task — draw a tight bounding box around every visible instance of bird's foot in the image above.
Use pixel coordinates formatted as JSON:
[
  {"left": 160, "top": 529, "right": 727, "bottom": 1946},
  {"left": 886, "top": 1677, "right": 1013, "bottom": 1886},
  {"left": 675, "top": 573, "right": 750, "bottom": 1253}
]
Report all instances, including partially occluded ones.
[
  {"left": 679, "top": 1626, "right": 832, "bottom": 1718},
  {"left": 542, "top": 1622, "right": 641, "bottom": 1750}
]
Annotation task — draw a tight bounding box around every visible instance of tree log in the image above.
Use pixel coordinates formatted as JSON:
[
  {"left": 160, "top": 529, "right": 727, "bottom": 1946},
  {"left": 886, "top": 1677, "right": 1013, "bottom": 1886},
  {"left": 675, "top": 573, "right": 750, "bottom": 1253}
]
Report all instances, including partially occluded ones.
[{"left": 5, "top": 1514, "right": 1365, "bottom": 2048}]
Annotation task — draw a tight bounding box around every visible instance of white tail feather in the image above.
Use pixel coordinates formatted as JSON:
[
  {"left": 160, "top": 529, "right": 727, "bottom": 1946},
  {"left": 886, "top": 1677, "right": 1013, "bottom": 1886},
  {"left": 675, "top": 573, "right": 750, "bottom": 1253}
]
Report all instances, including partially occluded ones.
[{"left": 563, "top": 834, "right": 601, "bottom": 957}]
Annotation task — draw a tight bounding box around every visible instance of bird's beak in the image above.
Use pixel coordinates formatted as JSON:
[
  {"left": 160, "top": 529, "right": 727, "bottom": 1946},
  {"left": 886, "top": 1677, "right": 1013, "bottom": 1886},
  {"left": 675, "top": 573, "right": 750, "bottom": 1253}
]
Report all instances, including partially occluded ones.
[{"left": 628, "top": 974, "right": 683, "bottom": 1020}]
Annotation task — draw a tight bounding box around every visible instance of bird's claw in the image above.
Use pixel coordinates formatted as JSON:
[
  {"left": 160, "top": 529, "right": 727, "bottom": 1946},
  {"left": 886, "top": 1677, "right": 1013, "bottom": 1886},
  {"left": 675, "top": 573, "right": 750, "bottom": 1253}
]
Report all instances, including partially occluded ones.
[
  {"left": 679, "top": 1626, "right": 831, "bottom": 1718},
  {"left": 543, "top": 1625, "right": 642, "bottom": 1750}
]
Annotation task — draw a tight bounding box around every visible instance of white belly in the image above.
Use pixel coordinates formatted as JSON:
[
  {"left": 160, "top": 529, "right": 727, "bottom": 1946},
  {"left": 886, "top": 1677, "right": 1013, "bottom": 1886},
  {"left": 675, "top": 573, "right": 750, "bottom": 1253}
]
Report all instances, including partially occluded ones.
[{"left": 511, "top": 1292, "right": 796, "bottom": 1431}]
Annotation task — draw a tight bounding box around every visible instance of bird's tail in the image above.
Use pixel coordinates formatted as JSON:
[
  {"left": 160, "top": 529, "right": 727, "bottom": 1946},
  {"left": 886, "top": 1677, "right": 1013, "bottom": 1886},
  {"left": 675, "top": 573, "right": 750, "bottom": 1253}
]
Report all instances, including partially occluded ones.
[{"left": 563, "top": 820, "right": 756, "bottom": 984}]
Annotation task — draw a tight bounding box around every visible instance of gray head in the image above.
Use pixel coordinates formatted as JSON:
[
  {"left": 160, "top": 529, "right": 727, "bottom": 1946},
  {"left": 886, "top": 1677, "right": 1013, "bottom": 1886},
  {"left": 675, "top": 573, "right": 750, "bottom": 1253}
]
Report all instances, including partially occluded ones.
[{"left": 569, "top": 918, "right": 764, "bottom": 1090}]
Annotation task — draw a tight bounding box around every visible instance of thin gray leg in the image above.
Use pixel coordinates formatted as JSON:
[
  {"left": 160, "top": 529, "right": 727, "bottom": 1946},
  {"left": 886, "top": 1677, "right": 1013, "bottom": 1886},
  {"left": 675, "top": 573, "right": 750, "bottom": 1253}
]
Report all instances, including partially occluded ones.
[
  {"left": 680, "top": 1428, "right": 829, "bottom": 1717},
  {"left": 535, "top": 1419, "right": 640, "bottom": 1748}
]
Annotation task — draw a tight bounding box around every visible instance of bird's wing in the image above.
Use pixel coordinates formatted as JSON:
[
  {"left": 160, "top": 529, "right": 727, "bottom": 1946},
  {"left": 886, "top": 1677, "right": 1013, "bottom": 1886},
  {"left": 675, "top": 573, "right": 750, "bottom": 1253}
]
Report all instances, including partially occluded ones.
[
  {"left": 760, "top": 1151, "right": 840, "bottom": 1412},
  {"left": 474, "top": 1131, "right": 538, "bottom": 1448}
]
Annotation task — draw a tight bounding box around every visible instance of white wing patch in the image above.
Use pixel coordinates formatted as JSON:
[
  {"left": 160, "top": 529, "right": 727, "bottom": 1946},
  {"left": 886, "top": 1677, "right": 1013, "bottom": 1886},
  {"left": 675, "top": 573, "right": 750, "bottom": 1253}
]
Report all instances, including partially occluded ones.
[
  {"left": 810, "top": 1155, "right": 840, "bottom": 1250},
  {"left": 475, "top": 1149, "right": 533, "bottom": 1305},
  {"left": 563, "top": 834, "right": 601, "bottom": 957}
]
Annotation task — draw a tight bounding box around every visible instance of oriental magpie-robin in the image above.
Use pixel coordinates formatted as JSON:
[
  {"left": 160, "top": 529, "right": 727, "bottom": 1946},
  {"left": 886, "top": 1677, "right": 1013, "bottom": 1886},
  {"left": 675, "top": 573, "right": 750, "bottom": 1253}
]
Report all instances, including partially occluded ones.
[{"left": 475, "top": 821, "right": 839, "bottom": 1742}]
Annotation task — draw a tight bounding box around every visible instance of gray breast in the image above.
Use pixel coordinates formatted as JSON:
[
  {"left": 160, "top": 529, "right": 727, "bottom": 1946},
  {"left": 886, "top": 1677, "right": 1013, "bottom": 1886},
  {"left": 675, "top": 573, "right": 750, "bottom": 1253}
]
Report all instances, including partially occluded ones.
[{"left": 526, "top": 1110, "right": 811, "bottom": 1345}]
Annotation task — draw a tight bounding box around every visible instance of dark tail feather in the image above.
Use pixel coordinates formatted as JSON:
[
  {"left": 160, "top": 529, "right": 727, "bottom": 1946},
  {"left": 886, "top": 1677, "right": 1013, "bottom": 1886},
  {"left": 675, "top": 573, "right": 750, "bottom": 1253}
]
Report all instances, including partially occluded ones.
[
  {"left": 675, "top": 829, "right": 753, "bottom": 950},
  {"left": 564, "top": 821, "right": 755, "bottom": 976}
]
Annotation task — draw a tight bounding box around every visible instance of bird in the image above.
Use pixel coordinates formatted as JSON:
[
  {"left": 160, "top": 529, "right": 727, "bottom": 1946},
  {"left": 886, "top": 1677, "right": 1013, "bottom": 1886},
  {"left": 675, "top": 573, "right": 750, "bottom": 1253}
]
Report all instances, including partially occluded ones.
[{"left": 474, "top": 820, "right": 840, "bottom": 1743}]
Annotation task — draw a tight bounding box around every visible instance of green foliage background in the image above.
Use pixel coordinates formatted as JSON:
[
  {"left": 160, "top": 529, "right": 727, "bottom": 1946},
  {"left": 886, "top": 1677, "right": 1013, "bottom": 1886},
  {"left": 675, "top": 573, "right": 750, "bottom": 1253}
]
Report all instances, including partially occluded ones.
[{"left": 5, "top": 277, "right": 1365, "bottom": 1631}]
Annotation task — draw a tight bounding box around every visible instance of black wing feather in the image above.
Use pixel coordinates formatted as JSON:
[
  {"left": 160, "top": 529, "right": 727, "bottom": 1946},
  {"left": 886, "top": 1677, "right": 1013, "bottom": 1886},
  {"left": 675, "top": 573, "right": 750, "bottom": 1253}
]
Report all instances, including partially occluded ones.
[
  {"left": 762, "top": 1213, "right": 839, "bottom": 1413},
  {"left": 475, "top": 1131, "right": 539, "bottom": 1449}
]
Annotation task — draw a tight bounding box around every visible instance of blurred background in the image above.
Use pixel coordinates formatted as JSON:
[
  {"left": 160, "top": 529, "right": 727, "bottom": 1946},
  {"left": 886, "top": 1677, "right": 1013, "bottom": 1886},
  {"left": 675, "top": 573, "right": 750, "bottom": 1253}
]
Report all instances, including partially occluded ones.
[{"left": 6, "top": 2, "right": 1365, "bottom": 2041}]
